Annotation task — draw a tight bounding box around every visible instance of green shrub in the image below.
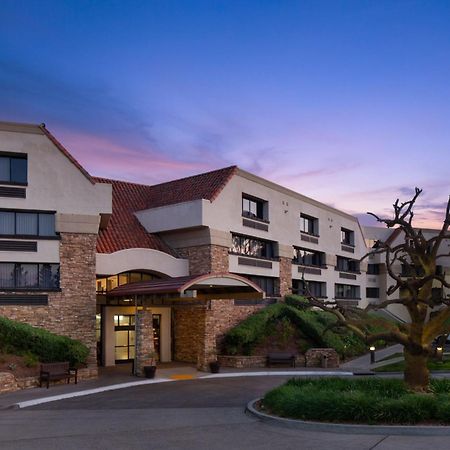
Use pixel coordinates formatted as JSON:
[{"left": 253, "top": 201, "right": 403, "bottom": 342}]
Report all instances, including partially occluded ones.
[
  {"left": 222, "top": 300, "right": 394, "bottom": 357},
  {"left": 284, "top": 295, "right": 311, "bottom": 310},
  {"left": 0, "top": 316, "right": 89, "bottom": 367},
  {"left": 263, "top": 378, "right": 450, "bottom": 424},
  {"left": 23, "top": 351, "right": 39, "bottom": 368}
]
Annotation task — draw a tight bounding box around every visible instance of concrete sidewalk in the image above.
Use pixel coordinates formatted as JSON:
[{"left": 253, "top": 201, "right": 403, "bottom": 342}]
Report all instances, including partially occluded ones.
[{"left": 341, "top": 344, "right": 403, "bottom": 372}]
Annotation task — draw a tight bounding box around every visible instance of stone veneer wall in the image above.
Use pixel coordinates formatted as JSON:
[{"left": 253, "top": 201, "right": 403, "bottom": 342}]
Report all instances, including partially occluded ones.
[
  {"left": 135, "top": 308, "right": 155, "bottom": 376},
  {"left": 305, "top": 348, "right": 340, "bottom": 368},
  {"left": 173, "top": 306, "right": 208, "bottom": 363},
  {"left": 277, "top": 256, "right": 293, "bottom": 297},
  {"left": 177, "top": 244, "right": 229, "bottom": 275},
  {"left": 209, "top": 299, "right": 263, "bottom": 348},
  {"left": 173, "top": 300, "right": 263, "bottom": 370},
  {"left": 0, "top": 233, "right": 98, "bottom": 371}
]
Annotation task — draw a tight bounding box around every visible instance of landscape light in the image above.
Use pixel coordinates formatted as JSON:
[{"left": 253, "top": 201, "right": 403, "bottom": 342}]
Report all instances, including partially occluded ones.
[{"left": 369, "top": 346, "right": 376, "bottom": 364}]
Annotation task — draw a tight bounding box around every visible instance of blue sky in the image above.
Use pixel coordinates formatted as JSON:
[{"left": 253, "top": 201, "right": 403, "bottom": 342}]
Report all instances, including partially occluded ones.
[{"left": 1, "top": 0, "right": 449, "bottom": 227}]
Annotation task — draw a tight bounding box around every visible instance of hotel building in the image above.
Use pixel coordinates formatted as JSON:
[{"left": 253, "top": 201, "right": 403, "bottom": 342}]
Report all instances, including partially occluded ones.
[{"left": 0, "top": 121, "right": 448, "bottom": 373}]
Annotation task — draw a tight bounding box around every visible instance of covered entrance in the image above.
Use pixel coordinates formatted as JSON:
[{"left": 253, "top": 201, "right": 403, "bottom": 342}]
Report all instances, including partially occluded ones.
[{"left": 102, "top": 273, "right": 264, "bottom": 374}]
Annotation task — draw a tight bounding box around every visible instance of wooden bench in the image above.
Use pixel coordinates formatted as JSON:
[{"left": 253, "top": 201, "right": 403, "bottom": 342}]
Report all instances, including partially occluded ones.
[
  {"left": 266, "top": 352, "right": 296, "bottom": 368},
  {"left": 39, "top": 362, "right": 78, "bottom": 389}
]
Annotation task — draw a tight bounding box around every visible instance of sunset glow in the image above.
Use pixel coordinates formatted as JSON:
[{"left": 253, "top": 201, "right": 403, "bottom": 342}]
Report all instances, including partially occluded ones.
[{"left": 1, "top": 1, "right": 449, "bottom": 228}]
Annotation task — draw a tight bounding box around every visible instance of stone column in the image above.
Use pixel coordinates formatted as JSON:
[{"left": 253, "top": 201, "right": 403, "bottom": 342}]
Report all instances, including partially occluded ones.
[
  {"left": 196, "top": 308, "right": 217, "bottom": 371},
  {"left": 277, "top": 244, "right": 293, "bottom": 298},
  {"left": 135, "top": 308, "right": 155, "bottom": 376}
]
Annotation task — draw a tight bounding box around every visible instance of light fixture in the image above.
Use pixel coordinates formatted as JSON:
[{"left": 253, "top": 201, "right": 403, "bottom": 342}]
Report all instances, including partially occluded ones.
[{"left": 369, "top": 346, "right": 376, "bottom": 364}]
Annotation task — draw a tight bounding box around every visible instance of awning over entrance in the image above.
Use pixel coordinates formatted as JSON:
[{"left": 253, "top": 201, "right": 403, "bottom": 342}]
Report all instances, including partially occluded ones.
[{"left": 107, "top": 272, "right": 265, "bottom": 301}]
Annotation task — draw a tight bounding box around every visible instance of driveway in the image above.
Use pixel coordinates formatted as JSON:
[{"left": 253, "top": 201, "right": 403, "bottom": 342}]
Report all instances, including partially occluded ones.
[{"left": 0, "top": 375, "right": 449, "bottom": 449}]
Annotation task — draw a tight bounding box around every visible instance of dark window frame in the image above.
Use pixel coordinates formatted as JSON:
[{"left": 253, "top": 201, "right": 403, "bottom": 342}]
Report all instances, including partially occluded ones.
[
  {"left": 335, "top": 283, "right": 360, "bottom": 299},
  {"left": 340, "top": 228, "right": 355, "bottom": 246},
  {"left": 336, "top": 256, "right": 360, "bottom": 273},
  {"left": 367, "top": 263, "right": 380, "bottom": 275},
  {"left": 230, "top": 233, "right": 276, "bottom": 260},
  {"left": 292, "top": 279, "right": 327, "bottom": 298},
  {"left": 366, "top": 287, "right": 380, "bottom": 298},
  {"left": 0, "top": 261, "right": 60, "bottom": 291},
  {"left": 241, "top": 194, "right": 269, "bottom": 223},
  {"left": 292, "top": 246, "right": 325, "bottom": 267},
  {"left": 0, "top": 153, "right": 28, "bottom": 186},
  {"left": 0, "top": 208, "right": 58, "bottom": 239},
  {"left": 300, "top": 213, "right": 319, "bottom": 236},
  {"left": 96, "top": 271, "right": 160, "bottom": 294},
  {"left": 245, "top": 274, "right": 277, "bottom": 297}
]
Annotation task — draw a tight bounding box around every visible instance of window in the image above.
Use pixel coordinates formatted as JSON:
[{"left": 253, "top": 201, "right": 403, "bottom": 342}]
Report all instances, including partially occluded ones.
[
  {"left": 0, "top": 210, "right": 56, "bottom": 237},
  {"left": 96, "top": 271, "right": 160, "bottom": 294},
  {"left": 367, "top": 264, "right": 380, "bottom": 275},
  {"left": 366, "top": 287, "right": 380, "bottom": 298},
  {"left": 336, "top": 256, "right": 360, "bottom": 273},
  {"left": 293, "top": 247, "right": 325, "bottom": 267},
  {"left": 0, "top": 154, "right": 27, "bottom": 184},
  {"left": 341, "top": 228, "right": 354, "bottom": 246},
  {"left": 335, "top": 283, "right": 360, "bottom": 299},
  {"left": 300, "top": 214, "right": 318, "bottom": 236},
  {"left": 231, "top": 234, "right": 274, "bottom": 259},
  {"left": 242, "top": 195, "right": 268, "bottom": 221},
  {"left": 246, "top": 275, "right": 276, "bottom": 296},
  {"left": 400, "top": 264, "right": 424, "bottom": 277},
  {"left": 292, "top": 279, "right": 326, "bottom": 298},
  {"left": 0, "top": 262, "right": 60, "bottom": 290}
]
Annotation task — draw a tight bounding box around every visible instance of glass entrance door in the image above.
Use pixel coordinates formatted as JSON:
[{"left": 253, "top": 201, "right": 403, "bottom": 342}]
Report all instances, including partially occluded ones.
[
  {"left": 114, "top": 314, "right": 135, "bottom": 363},
  {"left": 113, "top": 313, "right": 162, "bottom": 363}
]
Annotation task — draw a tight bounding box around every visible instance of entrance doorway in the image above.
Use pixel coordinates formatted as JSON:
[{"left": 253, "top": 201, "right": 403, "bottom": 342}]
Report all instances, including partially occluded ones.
[
  {"left": 113, "top": 313, "right": 161, "bottom": 364},
  {"left": 114, "top": 314, "right": 135, "bottom": 363}
]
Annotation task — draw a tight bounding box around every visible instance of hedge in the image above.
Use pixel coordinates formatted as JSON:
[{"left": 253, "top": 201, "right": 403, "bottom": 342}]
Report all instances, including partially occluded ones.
[
  {"left": 263, "top": 378, "right": 450, "bottom": 424},
  {"left": 0, "top": 316, "right": 89, "bottom": 367}
]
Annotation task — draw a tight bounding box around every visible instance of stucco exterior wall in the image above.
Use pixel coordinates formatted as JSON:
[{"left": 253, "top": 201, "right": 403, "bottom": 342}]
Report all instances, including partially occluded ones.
[{"left": 96, "top": 248, "right": 189, "bottom": 277}]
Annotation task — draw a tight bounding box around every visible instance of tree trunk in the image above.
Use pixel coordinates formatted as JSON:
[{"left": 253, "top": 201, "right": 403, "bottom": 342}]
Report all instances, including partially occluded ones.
[{"left": 403, "top": 349, "right": 429, "bottom": 392}]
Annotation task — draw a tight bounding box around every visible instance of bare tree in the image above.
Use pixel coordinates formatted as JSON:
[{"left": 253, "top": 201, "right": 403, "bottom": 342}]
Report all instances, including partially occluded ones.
[{"left": 303, "top": 188, "right": 450, "bottom": 392}]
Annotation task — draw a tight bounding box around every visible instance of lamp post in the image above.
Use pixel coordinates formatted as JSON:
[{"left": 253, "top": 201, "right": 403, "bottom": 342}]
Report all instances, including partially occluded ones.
[
  {"left": 436, "top": 346, "right": 444, "bottom": 363},
  {"left": 369, "top": 346, "right": 376, "bottom": 364}
]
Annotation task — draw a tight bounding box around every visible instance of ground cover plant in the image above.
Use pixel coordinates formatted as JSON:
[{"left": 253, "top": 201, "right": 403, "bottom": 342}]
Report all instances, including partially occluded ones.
[
  {"left": 0, "top": 316, "right": 89, "bottom": 367},
  {"left": 262, "top": 377, "right": 450, "bottom": 424},
  {"left": 222, "top": 296, "right": 392, "bottom": 359}
]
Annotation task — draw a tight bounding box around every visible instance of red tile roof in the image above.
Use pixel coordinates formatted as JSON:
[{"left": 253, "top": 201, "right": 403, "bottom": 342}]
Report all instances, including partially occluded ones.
[{"left": 94, "top": 166, "right": 237, "bottom": 254}]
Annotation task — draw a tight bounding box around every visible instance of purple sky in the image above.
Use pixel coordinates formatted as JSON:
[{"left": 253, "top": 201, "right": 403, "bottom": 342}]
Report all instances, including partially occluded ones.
[{"left": 1, "top": 1, "right": 449, "bottom": 228}]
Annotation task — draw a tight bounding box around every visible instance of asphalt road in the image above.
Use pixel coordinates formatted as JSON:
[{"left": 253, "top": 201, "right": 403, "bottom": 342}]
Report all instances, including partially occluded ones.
[{"left": 0, "top": 376, "right": 449, "bottom": 450}]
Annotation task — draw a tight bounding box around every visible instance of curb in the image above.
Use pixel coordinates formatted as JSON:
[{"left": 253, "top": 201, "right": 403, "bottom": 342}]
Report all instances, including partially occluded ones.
[
  {"left": 246, "top": 398, "right": 450, "bottom": 436},
  {"left": 200, "top": 370, "right": 354, "bottom": 379},
  {"left": 9, "top": 370, "right": 354, "bottom": 409},
  {"left": 11, "top": 378, "right": 175, "bottom": 409}
]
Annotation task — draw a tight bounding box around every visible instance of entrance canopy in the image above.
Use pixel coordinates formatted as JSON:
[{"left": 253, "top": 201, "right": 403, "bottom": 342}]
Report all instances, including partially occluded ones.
[{"left": 107, "top": 272, "right": 264, "bottom": 301}]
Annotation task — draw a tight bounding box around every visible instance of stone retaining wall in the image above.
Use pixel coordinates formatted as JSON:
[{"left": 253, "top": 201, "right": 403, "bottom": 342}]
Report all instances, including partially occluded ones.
[
  {"left": 0, "top": 367, "right": 98, "bottom": 394},
  {"left": 305, "top": 348, "right": 340, "bottom": 368}
]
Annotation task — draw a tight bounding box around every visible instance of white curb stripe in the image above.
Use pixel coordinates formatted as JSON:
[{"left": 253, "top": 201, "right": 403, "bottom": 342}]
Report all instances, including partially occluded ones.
[
  {"left": 15, "top": 378, "right": 175, "bottom": 409},
  {"left": 14, "top": 371, "right": 354, "bottom": 409},
  {"left": 201, "top": 371, "right": 354, "bottom": 379}
]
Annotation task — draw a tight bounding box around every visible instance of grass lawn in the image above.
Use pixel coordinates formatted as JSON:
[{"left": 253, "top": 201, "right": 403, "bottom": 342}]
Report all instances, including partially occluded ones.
[
  {"left": 262, "top": 378, "right": 450, "bottom": 424},
  {"left": 374, "top": 357, "right": 450, "bottom": 372}
]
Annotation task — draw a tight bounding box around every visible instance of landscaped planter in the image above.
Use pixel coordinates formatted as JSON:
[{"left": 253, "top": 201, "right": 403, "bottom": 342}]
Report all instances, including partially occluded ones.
[{"left": 218, "top": 355, "right": 266, "bottom": 368}]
